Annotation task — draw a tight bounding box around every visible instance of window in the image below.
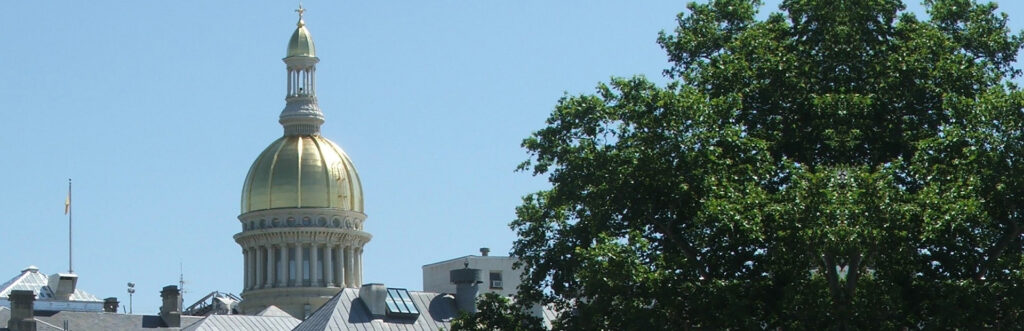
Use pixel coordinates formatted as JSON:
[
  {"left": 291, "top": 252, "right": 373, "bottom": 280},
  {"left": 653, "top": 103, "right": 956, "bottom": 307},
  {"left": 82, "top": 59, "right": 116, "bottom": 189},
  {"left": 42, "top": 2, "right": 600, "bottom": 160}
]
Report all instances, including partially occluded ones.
[
  {"left": 385, "top": 288, "right": 419, "bottom": 317},
  {"left": 490, "top": 272, "right": 503, "bottom": 289}
]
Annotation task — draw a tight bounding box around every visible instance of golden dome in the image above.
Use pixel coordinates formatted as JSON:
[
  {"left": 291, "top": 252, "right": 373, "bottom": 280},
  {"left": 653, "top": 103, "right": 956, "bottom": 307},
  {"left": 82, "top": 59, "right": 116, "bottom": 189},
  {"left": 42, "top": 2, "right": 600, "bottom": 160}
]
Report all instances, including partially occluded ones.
[
  {"left": 287, "top": 19, "right": 316, "bottom": 58},
  {"left": 241, "top": 135, "right": 363, "bottom": 214}
]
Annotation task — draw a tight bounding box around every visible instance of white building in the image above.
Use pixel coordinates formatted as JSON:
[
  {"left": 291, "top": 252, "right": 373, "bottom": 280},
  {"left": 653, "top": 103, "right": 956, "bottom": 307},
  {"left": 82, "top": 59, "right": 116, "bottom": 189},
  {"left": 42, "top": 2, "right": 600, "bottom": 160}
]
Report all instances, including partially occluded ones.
[
  {"left": 0, "top": 266, "right": 103, "bottom": 313},
  {"left": 422, "top": 248, "right": 522, "bottom": 298}
]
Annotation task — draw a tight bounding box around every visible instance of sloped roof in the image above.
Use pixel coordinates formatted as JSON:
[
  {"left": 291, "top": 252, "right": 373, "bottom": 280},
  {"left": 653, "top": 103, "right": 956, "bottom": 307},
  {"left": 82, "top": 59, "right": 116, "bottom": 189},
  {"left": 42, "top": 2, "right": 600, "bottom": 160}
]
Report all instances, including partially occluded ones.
[
  {"left": 256, "top": 305, "right": 293, "bottom": 317},
  {"left": 181, "top": 314, "right": 300, "bottom": 331},
  {"left": 35, "top": 311, "right": 203, "bottom": 331},
  {"left": 294, "top": 288, "right": 459, "bottom": 331},
  {"left": 0, "top": 307, "right": 204, "bottom": 331},
  {"left": 0, "top": 306, "right": 63, "bottom": 331},
  {"left": 0, "top": 266, "right": 99, "bottom": 302}
]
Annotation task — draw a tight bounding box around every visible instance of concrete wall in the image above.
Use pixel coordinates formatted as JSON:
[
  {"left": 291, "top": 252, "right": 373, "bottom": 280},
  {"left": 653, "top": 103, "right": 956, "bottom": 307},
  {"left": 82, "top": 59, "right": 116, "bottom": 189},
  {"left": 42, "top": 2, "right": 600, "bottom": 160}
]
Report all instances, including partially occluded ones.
[{"left": 422, "top": 255, "right": 521, "bottom": 298}]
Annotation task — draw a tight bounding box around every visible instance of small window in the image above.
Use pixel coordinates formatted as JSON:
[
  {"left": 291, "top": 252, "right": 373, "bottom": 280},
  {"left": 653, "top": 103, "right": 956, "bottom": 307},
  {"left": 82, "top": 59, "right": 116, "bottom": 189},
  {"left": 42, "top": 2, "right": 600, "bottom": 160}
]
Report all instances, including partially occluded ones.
[{"left": 490, "top": 272, "right": 503, "bottom": 289}]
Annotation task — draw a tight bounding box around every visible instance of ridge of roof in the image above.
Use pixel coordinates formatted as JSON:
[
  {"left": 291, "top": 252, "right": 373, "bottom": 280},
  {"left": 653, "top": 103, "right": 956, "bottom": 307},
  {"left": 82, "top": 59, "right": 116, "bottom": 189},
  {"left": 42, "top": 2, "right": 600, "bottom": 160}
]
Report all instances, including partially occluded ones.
[{"left": 421, "top": 255, "right": 515, "bottom": 268}]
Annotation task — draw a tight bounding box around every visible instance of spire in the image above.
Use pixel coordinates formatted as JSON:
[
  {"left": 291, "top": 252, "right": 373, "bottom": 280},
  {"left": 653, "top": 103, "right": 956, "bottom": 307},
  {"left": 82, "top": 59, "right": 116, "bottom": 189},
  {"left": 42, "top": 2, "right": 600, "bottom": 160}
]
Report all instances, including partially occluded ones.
[{"left": 280, "top": 5, "right": 323, "bottom": 136}]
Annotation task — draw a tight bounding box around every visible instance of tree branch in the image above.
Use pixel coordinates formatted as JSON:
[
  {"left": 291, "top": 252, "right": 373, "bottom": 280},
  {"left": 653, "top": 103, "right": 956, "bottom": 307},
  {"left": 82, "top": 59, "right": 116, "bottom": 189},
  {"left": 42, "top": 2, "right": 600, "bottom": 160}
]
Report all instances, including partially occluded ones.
[
  {"left": 975, "top": 221, "right": 1022, "bottom": 280},
  {"left": 655, "top": 222, "right": 710, "bottom": 280}
]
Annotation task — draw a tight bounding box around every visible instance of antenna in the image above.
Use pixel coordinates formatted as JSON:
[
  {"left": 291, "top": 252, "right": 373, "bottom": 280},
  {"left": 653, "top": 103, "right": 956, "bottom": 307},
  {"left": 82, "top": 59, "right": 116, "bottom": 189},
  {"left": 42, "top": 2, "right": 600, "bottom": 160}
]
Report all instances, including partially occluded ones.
[{"left": 179, "top": 261, "right": 188, "bottom": 304}]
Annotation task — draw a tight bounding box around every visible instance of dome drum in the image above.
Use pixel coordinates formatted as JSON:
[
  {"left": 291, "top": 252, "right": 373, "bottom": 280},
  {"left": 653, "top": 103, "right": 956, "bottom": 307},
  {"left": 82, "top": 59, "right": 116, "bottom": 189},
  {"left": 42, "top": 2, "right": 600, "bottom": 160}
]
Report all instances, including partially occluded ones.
[
  {"left": 233, "top": 227, "right": 372, "bottom": 249},
  {"left": 238, "top": 208, "right": 367, "bottom": 232}
]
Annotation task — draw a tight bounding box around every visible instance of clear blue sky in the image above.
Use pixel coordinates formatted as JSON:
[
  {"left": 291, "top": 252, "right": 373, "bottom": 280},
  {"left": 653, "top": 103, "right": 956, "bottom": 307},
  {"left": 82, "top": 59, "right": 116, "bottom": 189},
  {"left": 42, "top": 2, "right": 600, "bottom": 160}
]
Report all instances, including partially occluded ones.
[{"left": 1, "top": 1, "right": 1021, "bottom": 314}]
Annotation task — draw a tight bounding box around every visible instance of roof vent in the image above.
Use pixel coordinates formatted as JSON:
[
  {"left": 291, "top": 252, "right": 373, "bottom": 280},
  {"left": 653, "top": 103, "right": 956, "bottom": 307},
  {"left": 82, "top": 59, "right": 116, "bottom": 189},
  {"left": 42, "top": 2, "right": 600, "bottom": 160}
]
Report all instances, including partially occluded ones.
[
  {"left": 47, "top": 273, "right": 78, "bottom": 301},
  {"left": 358, "top": 283, "right": 387, "bottom": 319},
  {"left": 21, "top": 266, "right": 39, "bottom": 273},
  {"left": 450, "top": 267, "right": 482, "bottom": 313},
  {"left": 480, "top": 248, "right": 490, "bottom": 256}
]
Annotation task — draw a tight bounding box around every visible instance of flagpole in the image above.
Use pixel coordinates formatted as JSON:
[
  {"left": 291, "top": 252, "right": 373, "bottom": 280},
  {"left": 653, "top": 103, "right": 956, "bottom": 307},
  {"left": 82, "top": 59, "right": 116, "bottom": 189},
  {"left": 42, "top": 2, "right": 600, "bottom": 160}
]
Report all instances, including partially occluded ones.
[{"left": 68, "top": 178, "right": 73, "bottom": 274}]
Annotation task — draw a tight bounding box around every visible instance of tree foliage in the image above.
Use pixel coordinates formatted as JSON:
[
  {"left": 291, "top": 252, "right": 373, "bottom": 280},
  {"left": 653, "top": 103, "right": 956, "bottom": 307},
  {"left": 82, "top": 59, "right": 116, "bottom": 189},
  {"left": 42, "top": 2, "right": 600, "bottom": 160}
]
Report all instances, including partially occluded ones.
[
  {"left": 450, "top": 293, "right": 544, "bottom": 331},
  {"left": 507, "top": 0, "right": 1024, "bottom": 329}
]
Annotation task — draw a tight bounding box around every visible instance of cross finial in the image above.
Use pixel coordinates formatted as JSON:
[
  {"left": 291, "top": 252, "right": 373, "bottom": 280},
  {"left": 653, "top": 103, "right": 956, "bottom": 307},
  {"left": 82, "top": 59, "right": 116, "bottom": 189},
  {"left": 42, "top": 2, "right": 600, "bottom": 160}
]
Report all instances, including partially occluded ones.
[{"left": 295, "top": 3, "right": 306, "bottom": 26}]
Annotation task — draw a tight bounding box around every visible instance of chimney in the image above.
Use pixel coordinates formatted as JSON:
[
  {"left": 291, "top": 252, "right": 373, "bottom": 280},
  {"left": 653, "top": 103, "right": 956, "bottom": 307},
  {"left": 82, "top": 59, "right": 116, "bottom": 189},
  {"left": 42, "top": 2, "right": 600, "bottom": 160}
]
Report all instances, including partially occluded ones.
[
  {"left": 103, "top": 297, "right": 119, "bottom": 313},
  {"left": 7, "top": 290, "right": 37, "bottom": 331},
  {"left": 479, "top": 247, "right": 490, "bottom": 256},
  {"left": 358, "top": 283, "right": 387, "bottom": 319},
  {"left": 46, "top": 273, "right": 78, "bottom": 301},
  {"left": 160, "top": 285, "right": 182, "bottom": 327},
  {"left": 450, "top": 266, "right": 482, "bottom": 313}
]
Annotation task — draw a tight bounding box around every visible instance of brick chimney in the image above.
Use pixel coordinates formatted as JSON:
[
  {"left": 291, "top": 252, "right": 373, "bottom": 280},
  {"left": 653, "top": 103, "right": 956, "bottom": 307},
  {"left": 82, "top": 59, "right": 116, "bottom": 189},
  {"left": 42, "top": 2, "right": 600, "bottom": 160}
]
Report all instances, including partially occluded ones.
[
  {"left": 159, "top": 286, "right": 182, "bottom": 327},
  {"left": 7, "top": 290, "right": 37, "bottom": 331},
  {"left": 103, "top": 297, "right": 119, "bottom": 313}
]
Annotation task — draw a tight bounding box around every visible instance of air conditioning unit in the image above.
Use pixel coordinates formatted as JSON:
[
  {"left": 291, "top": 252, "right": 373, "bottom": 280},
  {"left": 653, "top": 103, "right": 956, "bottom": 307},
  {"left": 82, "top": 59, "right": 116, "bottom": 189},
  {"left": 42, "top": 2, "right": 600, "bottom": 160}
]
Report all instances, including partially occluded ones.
[{"left": 490, "top": 280, "right": 503, "bottom": 288}]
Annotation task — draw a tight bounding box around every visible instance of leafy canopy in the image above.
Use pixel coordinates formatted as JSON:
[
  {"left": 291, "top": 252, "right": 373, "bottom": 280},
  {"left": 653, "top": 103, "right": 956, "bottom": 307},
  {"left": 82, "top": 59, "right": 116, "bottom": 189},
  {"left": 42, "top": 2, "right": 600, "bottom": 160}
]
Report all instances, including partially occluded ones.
[{"left": 502, "top": 0, "right": 1024, "bottom": 329}]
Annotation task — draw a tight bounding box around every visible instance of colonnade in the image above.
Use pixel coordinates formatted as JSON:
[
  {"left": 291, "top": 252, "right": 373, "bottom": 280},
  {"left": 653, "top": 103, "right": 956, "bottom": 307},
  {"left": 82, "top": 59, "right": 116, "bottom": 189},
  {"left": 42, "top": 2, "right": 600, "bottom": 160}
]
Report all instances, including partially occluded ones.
[
  {"left": 242, "top": 242, "right": 362, "bottom": 290},
  {"left": 287, "top": 66, "right": 316, "bottom": 97}
]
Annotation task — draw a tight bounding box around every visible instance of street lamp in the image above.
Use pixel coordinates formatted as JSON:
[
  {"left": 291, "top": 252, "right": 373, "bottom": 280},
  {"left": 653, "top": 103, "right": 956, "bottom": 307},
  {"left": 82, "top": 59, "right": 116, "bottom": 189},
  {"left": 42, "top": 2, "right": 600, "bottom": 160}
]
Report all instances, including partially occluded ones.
[{"left": 127, "top": 282, "right": 135, "bottom": 314}]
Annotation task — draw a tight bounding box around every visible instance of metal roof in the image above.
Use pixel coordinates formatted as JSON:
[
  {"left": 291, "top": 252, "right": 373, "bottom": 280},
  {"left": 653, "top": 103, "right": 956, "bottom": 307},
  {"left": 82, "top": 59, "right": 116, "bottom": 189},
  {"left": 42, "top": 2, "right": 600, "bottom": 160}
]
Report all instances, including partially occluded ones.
[
  {"left": 0, "top": 306, "right": 63, "bottom": 331},
  {"left": 181, "top": 314, "right": 300, "bottom": 331},
  {"left": 0, "top": 309, "right": 204, "bottom": 331},
  {"left": 256, "top": 305, "right": 294, "bottom": 318},
  {"left": 294, "top": 288, "right": 459, "bottom": 331}
]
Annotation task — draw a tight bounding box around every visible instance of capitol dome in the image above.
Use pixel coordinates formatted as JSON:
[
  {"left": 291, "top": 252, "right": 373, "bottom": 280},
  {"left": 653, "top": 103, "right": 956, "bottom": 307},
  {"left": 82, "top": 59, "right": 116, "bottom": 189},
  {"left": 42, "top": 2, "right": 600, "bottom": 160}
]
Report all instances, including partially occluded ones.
[
  {"left": 234, "top": 7, "right": 371, "bottom": 318},
  {"left": 240, "top": 135, "right": 363, "bottom": 214}
]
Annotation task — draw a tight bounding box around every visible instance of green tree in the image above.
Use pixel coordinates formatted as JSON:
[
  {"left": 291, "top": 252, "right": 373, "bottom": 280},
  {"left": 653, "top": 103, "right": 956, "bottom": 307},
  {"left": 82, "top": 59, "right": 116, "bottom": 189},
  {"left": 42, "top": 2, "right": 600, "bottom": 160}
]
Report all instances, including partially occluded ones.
[
  {"left": 450, "top": 293, "right": 544, "bottom": 331},
  {"left": 507, "top": 0, "right": 1024, "bottom": 329}
]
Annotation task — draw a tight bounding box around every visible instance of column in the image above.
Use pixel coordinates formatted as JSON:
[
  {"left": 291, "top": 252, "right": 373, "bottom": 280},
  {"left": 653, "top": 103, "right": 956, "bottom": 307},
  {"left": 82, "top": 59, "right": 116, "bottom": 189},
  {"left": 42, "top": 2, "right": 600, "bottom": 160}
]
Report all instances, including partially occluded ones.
[
  {"left": 356, "top": 247, "right": 363, "bottom": 286},
  {"left": 299, "top": 243, "right": 307, "bottom": 286},
  {"left": 250, "top": 247, "right": 258, "bottom": 289},
  {"left": 249, "top": 247, "right": 258, "bottom": 290},
  {"left": 278, "top": 244, "right": 287, "bottom": 287},
  {"left": 255, "top": 246, "right": 264, "bottom": 288},
  {"left": 325, "top": 245, "right": 335, "bottom": 287},
  {"left": 344, "top": 246, "right": 354, "bottom": 288},
  {"left": 267, "top": 245, "right": 276, "bottom": 288},
  {"left": 243, "top": 248, "right": 250, "bottom": 290},
  {"left": 312, "top": 244, "right": 321, "bottom": 286},
  {"left": 336, "top": 245, "right": 345, "bottom": 287},
  {"left": 292, "top": 243, "right": 299, "bottom": 286}
]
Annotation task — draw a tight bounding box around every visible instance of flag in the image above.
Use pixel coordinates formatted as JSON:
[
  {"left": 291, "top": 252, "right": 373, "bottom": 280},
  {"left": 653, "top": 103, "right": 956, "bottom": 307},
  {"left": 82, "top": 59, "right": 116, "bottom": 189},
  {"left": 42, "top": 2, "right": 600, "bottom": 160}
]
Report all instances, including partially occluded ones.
[{"left": 65, "top": 184, "right": 71, "bottom": 215}]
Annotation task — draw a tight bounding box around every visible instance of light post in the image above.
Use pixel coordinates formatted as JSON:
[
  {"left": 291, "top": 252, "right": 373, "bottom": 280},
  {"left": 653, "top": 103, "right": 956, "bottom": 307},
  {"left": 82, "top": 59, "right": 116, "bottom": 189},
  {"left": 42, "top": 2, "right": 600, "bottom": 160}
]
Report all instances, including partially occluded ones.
[{"left": 127, "top": 282, "right": 135, "bottom": 314}]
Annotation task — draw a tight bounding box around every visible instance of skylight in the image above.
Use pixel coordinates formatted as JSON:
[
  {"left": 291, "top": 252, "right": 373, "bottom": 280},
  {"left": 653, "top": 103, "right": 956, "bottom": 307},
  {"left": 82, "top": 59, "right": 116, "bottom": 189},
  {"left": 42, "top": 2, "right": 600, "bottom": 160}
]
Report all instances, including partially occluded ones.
[{"left": 384, "top": 288, "right": 419, "bottom": 317}]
